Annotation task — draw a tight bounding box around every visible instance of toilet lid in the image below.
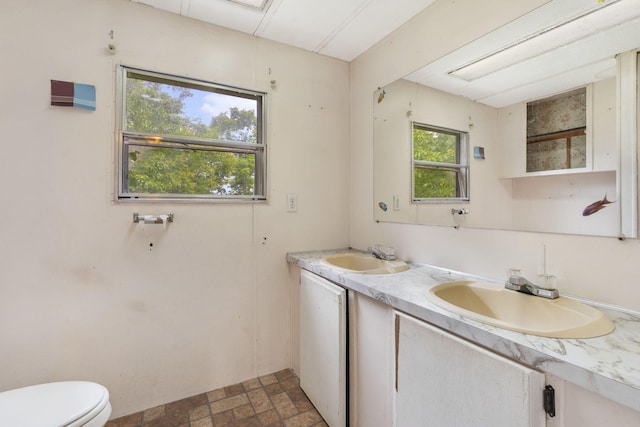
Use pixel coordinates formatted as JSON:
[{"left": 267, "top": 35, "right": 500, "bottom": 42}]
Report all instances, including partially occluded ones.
[{"left": 0, "top": 381, "right": 110, "bottom": 427}]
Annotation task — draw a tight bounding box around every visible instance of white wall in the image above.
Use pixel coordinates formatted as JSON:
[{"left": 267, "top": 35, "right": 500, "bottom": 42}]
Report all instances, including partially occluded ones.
[
  {"left": 351, "top": 0, "right": 640, "bottom": 312},
  {"left": 0, "top": 0, "right": 350, "bottom": 418}
]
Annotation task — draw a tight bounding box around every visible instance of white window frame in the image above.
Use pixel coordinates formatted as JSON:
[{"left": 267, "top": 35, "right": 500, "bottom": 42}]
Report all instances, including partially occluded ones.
[
  {"left": 115, "top": 65, "right": 267, "bottom": 202},
  {"left": 411, "top": 122, "right": 469, "bottom": 203}
]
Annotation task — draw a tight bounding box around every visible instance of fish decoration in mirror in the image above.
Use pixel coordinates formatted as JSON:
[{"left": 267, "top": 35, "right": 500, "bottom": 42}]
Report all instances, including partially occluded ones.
[{"left": 582, "top": 195, "right": 614, "bottom": 216}]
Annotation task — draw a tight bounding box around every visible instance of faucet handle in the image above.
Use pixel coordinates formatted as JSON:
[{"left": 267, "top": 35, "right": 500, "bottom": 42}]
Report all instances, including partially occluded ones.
[
  {"left": 368, "top": 244, "right": 396, "bottom": 260},
  {"left": 376, "top": 244, "right": 394, "bottom": 257},
  {"left": 507, "top": 268, "right": 522, "bottom": 279},
  {"left": 537, "top": 274, "right": 557, "bottom": 290}
]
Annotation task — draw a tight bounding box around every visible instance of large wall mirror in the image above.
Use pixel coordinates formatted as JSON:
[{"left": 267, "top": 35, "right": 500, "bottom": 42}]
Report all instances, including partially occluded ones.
[{"left": 374, "top": 0, "right": 639, "bottom": 237}]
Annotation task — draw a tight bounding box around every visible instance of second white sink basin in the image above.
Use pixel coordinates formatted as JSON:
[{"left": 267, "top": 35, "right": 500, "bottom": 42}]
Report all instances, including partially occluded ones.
[
  {"left": 320, "top": 253, "right": 409, "bottom": 274},
  {"left": 426, "top": 280, "right": 614, "bottom": 339}
]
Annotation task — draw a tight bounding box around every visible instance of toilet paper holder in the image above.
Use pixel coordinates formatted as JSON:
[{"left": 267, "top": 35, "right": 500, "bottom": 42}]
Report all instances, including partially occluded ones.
[{"left": 133, "top": 213, "right": 174, "bottom": 224}]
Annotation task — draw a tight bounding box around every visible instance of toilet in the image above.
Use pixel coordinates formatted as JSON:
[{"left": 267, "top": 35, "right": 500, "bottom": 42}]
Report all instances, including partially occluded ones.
[{"left": 0, "top": 381, "right": 111, "bottom": 426}]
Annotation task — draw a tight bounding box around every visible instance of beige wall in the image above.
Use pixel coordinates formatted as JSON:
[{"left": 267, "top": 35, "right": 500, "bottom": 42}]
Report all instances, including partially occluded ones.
[
  {"left": 0, "top": 0, "right": 350, "bottom": 418},
  {"left": 350, "top": 0, "right": 640, "bottom": 312}
]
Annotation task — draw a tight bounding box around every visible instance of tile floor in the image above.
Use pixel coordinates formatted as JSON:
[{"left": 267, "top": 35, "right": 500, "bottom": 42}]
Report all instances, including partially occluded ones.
[{"left": 104, "top": 369, "right": 328, "bottom": 427}]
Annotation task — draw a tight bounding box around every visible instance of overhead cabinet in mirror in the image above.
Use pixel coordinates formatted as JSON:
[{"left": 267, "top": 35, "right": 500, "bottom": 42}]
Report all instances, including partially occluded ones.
[
  {"left": 498, "top": 79, "right": 617, "bottom": 178},
  {"left": 527, "top": 88, "right": 587, "bottom": 172}
]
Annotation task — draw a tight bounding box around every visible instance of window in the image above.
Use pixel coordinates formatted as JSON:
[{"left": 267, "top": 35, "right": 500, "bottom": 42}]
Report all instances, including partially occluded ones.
[
  {"left": 412, "top": 122, "right": 469, "bottom": 202},
  {"left": 116, "top": 66, "right": 266, "bottom": 201}
]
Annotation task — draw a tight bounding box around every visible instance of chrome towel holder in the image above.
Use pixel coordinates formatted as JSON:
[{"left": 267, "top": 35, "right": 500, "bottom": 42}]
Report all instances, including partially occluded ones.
[{"left": 133, "top": 213, "right": 174, "bottom": 224}]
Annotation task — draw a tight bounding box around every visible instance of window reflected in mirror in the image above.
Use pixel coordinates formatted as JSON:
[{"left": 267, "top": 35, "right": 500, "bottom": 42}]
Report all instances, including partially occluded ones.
[
  {"left": 526, "top": 88, "right": 586, "bottom": 172},
  {"left": 412, "top": 123, "right": 469, "bottom": 201}
]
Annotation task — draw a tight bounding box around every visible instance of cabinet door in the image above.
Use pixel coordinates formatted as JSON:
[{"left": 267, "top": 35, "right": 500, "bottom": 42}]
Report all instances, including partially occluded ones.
[
  {"left": 498, "top": 102, "right": 527, "bottom": 178},
  {"left": 545, "top": 374, "right": 640, "bottom": 427},
  {"left": 299, "top": 270, "right": 347, "bottom": 427},
  {"left": 350, "top": 293, "right": 395, "bottom": 427},
  {"left": 395, "top": 312, "right": 546, "bottom": 427}
]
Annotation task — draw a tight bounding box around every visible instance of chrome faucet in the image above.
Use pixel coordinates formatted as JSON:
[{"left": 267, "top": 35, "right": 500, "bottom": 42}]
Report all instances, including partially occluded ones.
[
  {"left": 505, "top": 274, "right": 559, "bottom": 299},
  {"left": 367, "top": 246, "right": 396, "bottom": 261}
]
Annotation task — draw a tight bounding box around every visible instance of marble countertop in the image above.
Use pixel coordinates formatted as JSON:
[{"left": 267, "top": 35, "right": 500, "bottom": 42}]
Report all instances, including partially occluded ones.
[{"left": 287, "top": 249, "right": 640, "bottom": 413}]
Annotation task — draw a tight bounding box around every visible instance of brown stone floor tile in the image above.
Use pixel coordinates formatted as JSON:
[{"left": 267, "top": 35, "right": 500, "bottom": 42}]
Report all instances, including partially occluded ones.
[
  {"left": 190, "top": 418, "right": 213, "bottom": 427},
  {"left": 210, "top": 393, "right": 250, "bottom": 414},
  {"left": 188, "top": 404, "right": 211, "bottom": 421},
  {"left": 233, "top": 403, "right": 256, "bottom": 420},
  {"left": 242, "top": 378, "right": 262, "bottom": 391},
  {"left": 212, "top": 408, "right": 235, "bottom": 426},
  {"left": 167, "top": 393, "right": 208, "bottom": 414},
  {"left": 286, "top": 388, "right": 314, "bottom": 413},
  {"left": 274, "top": 369, "right": 295, "bottom": 382},
  {"left": 105, "top": 412, "right": 143, "bottom": 427},
  {"left": 271, "top": 392, "right": 299, "bottom": 419},
  {"left": 142, "top": 394, "right": 208, "bottom": 427},
  {"left": 207, "top": 388, "right": 226, "bottom": 402},
  {"left": 233, "top": 416, "right": 262, "bottom": 427},
  {"left": 278, "top": 378, "right": 299, "bottom": 391},
  {"left": 145, "top": 417, "right": 189, "bottom": 427},
  {"left": 256, "top": 409, "right": 280, "bottom": 425},
  {"left": 224, "top": 382, "right": 245, "bottom": 397},
  {"left": 263, "top": 382, "right": 284, "bottom": 396},
  {"left": 283, "top": 410, "right": 323, "bottom": 427},
  {"left": 143, "top": 405, "right": 165, "bottom": 422},
  {"left": 247, "top": 388, "right": 273, "bottom": 413},
  {"left": 258, "top": 374, "right": 278, "bottom": 386}
]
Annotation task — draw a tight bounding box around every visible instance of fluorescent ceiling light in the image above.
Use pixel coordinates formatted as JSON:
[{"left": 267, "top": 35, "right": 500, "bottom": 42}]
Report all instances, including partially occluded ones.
[
  {"left": 449, "top": 0, "right": 640, "bottom": 82},
  {"left": 226, "top": 0, "right": 270, "bottom": 11}
]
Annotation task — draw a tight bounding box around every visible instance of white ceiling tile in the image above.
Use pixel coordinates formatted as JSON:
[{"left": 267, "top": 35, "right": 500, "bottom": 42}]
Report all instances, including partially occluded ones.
[
  {"left": 255, "top": 0, "right": 370, "bottom": 54},
  {"left": 319, "top": 0, "right": 436, "bottom": 60},
  {"left": 131, "top": 0, "right": 185, "bottom": 15}
]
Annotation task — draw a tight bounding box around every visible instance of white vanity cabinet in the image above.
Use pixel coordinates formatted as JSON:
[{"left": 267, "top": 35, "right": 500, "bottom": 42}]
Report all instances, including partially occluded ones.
[
  {"left": 299, "top": 270, "right": 347, "bottom": 427},
  {"left": 296, "top": 264, "right": 640, "bottom": 427},
  {"left": 394, "top": 312, "right": 547, "bottom": 427}
]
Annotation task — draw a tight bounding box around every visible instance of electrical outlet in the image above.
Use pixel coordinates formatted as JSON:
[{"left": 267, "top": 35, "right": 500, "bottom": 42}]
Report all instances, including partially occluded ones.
[{"left": 287, "top": 193, "right": 298, "bottom": 212}]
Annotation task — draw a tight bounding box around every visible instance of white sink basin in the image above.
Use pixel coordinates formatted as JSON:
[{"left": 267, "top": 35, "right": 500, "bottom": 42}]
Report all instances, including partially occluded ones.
[
  {"left": 320, "top": 253, "right": 409, "bottom": 274},
  {"left": 426, "top": 280, "right": 614, "bottom": 338}
]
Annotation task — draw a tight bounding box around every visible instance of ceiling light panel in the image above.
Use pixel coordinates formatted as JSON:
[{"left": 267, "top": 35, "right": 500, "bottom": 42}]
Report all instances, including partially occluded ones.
[
  {"left": 449, "top": 0, "right": 640, "bottom": 81},
  {"left": 185, "top": 0, "right": 269, "bottom": 34},
  {"left": 406, "top": 0, "right": 640, "bottom": 107},
  {"left": 470, "top": 17, "right": 639, "bottom": 105},
  {"left": 408, "top": 0, "right": 612, "bottom": 84}
]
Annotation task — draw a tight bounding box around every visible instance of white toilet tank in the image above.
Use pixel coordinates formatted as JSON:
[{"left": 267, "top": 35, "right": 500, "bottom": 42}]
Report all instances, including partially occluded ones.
[{"left": 0, "top": 381, "right": 111, "bottom": 427}]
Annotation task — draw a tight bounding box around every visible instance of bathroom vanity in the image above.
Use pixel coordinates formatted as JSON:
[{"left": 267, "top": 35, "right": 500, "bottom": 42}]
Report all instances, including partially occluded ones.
[{"left": 287, "top": 250, "right": 640, "bottom": 426}]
